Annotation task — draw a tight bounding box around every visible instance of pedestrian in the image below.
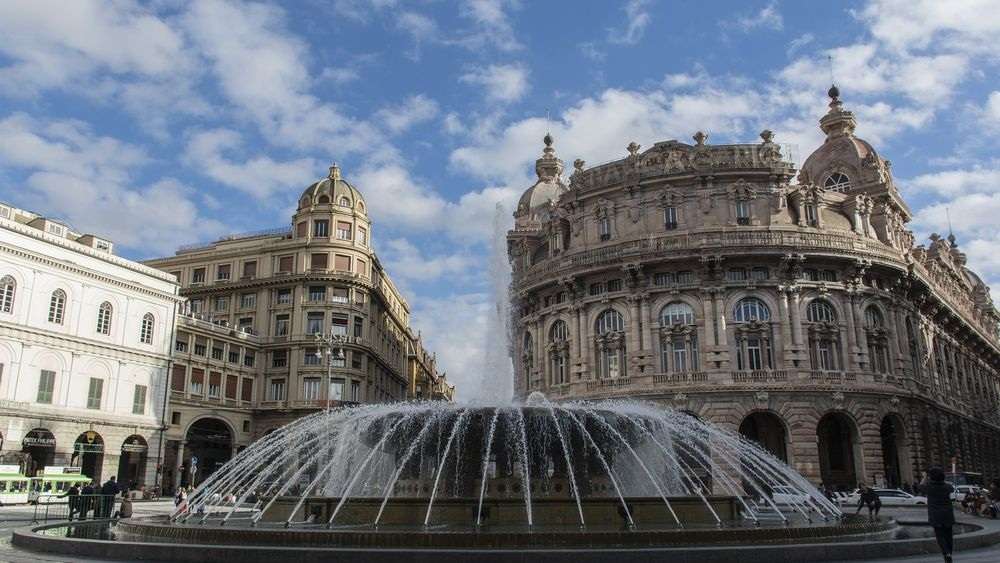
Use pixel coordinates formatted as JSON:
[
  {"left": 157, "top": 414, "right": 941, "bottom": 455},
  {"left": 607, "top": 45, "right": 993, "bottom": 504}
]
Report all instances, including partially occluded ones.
[
  {"left": 62, "top": 483, "right": 82, "bottom": 520},
  {"left": 923, "top": 466, "right": 955, "bottom": 563},
  {"left": 99, "top": 476, "right": 120, "bottom": 518},
  {"left": 174, "top": 487, "right": 186, "bottom": 507},
  {"left": 856, "top": 486, "right": 881, "bottom": 520},
  {"left": 116, "top": 491, "right": 133, "bottom": 519},
  {"left": 80, "top": 481, "right": 96, "bottom": 520}
]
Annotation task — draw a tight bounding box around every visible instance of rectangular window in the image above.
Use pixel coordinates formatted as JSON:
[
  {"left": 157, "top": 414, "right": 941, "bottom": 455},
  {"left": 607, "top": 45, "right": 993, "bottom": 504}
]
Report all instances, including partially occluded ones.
[
  {"left": 356, "top": 259, "right": 367, "bottom": 277},
  {"left": 589, "top": 282, "right": 605, "bottom": 296},
  {"left": 736, "top": 200, "right": 751, "bottom": 224},
  {"left": 278, "top": 255, "right": 294, "bottom": 273},
  {"left": 228, "top": 349, "right": 239, "bottom": 364},
  {"left": 308, "top": 286, "right": 326, "bottom": 302},
  {"left": 819, "top": 270, "right": 838, "bottom": 282},
  {"left": 313, "top": 219, "right": 329, "bottom": 237},
  {"left": 334, "top": 254, "right": 351, "bottom": 271},
  {"left": 243, "top": 353, "right": 255, "bottom": 368},
  {"left": 329, "top": 378, "right": 345, "bottom": 401},
  {"left": 240, "top": 293, "right": 256, "bottom": 309},
  {"left": 275, "top": 314, "right": 290, "bottom": 336},
  {"left": 802, "top": 269, "right": 819, "bottom": 281},
  {"left": 311, "top": 253, "right": 328, "bottom": 270},
  {"left": 171, "top": 411, "right": 181, "bottom": 425},
  {"left": 653, "top": 272, "right": 674, "bottom": 286},
  {"left": 175, "top": 339, "right": 188, "bottom": 353},
  {"left": 664, "top": 207, "right": 678, "bottom": 229},
  {"left": 676, "top": 271, "right": 693, "bottom": 284},
  {"left": 214, "top": 296, "right": 228, "bottom": 312},
  {"left": 276, "top": 288, "right": 292, "bottom": 305},
  {"left": 746, "top": 339, "right": 763, "bottom": 370},
  {"left": 358, "top": 227, "right": 368, "bottom": 246},
  {"left": 751, "top": 267, "right": 769, "bottom": 281},
  {"left": 727, "top": 268, "right": 748, "bottom": 281},
  {"left": 238, "top": 317, "right": 253, "bottom": 334},
  {"left": 672, "top": 339, "right": 687, "bottom": 372},
  {"left": 171, "top": 365, "right": 186, "bottom": 392},
  {"left": 241, "top": 378, "right": 253, "bottom": 402},
  {"left": 192, "top": 268, "right": 206, "bottom": 283},
  {"left": 296, "top": 221, "right": 307, "bottom": 237},
  {"left": 805, "top": 204, "right": 818, "bottom": 226},
  {"left": 331, "top": 287, "right": 349, "bottom": 303},
  {"left": 272, "top": 349, "right": 288, "bottom": 368},
  {"left": 331, "top": 314, "right": 349, "bottom": 336},
  {"left": 598, "top": 217, "right": 611, "bottom": 240},
  {"left": 226, "top": 375, "right": 238, "bottom": 399},
  {"left": 306, "top": 312, "right": 324, "bottom": 335},
  {"left": 209, "top": 372, "right": 221, "bottom": 398},
  {"left": 211, "top": 347, "right": 223, "bottom": 360},
  {"left": 242, "top": 420, "right": 250, "bottom": 433},
  {"left": 242, "top": 261, "right": 257, "bottom": 279},
  {"left": 336, "top": 221, "right": 352, "bottom": 240},
  {"left": 268, "top": 379, "right": 286, "bottom": 401},
  {"left": 190, "top": 369, "right": 205, "bottom": 394},
  {"left": 302, "top": 377, "right": 321, "bottom": 400},
  {"left": 351, "top": 351, "right": 363, "bottom": 369},
  {"left": 354, "top": 317, "right": 363, "bottom": 338},
  {"left": 87, "top": 377, "right": 103, "bottom": 409},
  {"left": 37, "top": 370, "right": 56, "bottom": 404},
  {"left": 304, "top": 348, "right": 322, "bottom": 365},
  {"left": 818, "top": 340, "right": 835, "bottom": 371},
  {"left": 351, "top": 381, "right": 360, "bottom": 402},
  {"left": 189, "top": 299, "right": 203, "bottom": 314},
  {"left": 194, "top": 342, "right": 206, "bottom": 356},
  {"left": 606, "top": 279, "right": 623, "bottom": 292},
  {"left": 217, "top": 264, "right": 231, "bottom": 280}
]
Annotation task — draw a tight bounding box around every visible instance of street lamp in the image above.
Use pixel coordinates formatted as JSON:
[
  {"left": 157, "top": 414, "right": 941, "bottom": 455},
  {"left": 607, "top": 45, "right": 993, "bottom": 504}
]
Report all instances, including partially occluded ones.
[{"left": 313, "top": 332, "right": 349, "bottom": 413}]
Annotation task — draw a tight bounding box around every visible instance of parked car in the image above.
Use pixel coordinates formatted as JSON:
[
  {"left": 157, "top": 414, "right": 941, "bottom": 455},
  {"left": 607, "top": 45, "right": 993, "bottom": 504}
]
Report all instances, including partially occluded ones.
[
  {"left": 845, "top": 488, "right": 927, "bottom": 506},
  {"left": 950, "top": 485, "right": 983, "bottom": 501},
  {"left": 770, "top": 485, "right": 810, "bottom": 505}
]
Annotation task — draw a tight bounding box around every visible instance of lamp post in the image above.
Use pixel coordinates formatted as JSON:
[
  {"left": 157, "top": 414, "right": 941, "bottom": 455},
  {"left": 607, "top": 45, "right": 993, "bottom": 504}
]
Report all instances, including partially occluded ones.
[{"left": 314, "top": 332, "right": 349, "bottom": 413}]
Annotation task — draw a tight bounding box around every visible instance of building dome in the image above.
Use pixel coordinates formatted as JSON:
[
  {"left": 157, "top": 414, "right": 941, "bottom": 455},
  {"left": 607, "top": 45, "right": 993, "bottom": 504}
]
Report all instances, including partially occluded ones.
[
  {"left": 298, "top": 165, "right": 367, "bottom": 214},
  {"left": 515, "top": 135, "right": 567, "bottom": 222}
]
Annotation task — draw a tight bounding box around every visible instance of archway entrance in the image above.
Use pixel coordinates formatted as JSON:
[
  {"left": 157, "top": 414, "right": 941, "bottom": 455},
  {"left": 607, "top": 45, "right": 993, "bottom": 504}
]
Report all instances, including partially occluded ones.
[
  {"left": 117, "top": 435, "right": 149, "bottom": 488},
  {"left": 880, "top": 415, "right": 909, "bottom": 489},
  {"left": 183, "top": 418, "right": 233, "bottom": 487},
  {"left": 73, "top": 431, "right": 104, "bottom": 482},
  {"left": 739, "top": 411, "right": 788, "bottom": 462},
  {"left": 817, "top": 412, "right": 860, "bottom": 490},
  {"left": 21, "top": 428, "right": 56, "bottom": 477}
]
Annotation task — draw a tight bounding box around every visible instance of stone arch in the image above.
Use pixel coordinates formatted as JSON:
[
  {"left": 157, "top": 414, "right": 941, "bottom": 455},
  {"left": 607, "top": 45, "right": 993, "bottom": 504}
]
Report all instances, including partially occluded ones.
[
  {"left": 585, "top": 303, "right": 631, "bottom": 331},
  {"left": 739, "top": 410, "right": 789, "bottom": 462},
  {"left": 73, "top": 430, "right": 105, "bottom": 482},
  {"left": 649, "top": 292, "right": 704, "bottom": 324},
  {"left": 723, "top": 289, "right": 780, "bottom": 321},
  {"left": 816, "top": 410, "right": 863, "bottom": 490},
  {"left": 183, "top": 416, "right": 235, "bottom": 487},
  {"left": 543, "top": 315, "right": 573, "bottom": 340},
  {"left": 799, "top": 292, "right": 848, "bottom": 323},
  {"left": 117, "top": 435, "right": 149, "bottom": 487}
]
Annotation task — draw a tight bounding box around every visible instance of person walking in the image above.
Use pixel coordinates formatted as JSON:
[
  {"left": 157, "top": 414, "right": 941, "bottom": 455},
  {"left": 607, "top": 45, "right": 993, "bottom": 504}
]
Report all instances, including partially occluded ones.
[
  {"left": 116, "top": 491, "right": 133, "bottom": 519},
  {"left": 62, "top": 484, "right": 82, "bottom": 520},
  {"left": 923, "top": 466, "right": 956, "bottom": 563},
  {"left": 856, "top": 487, "right": 881, "bottom": 520},
  {"left": 80, "top": 481, "right": 96, "bottom": 520},
  {"left": 99, "top": 476, "right": 120, "bottom": 518}
]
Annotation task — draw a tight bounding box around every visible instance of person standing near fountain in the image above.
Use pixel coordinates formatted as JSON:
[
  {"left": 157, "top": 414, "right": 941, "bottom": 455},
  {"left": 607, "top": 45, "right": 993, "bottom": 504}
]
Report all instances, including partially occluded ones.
[{"left": 922, "top": 466, "right": 955, "bottom": 563}]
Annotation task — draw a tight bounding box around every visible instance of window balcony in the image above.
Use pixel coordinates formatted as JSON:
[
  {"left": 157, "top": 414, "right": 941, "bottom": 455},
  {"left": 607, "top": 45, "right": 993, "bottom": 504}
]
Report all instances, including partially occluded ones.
[{"left": 729, "top": 370, "right": 787, "bottom": 383}]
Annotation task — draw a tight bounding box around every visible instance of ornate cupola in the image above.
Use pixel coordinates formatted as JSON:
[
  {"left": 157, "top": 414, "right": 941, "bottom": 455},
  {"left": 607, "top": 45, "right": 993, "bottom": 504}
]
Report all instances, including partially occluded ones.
[
  {"left": 515, "top": 134, "right": 568, "bottom": 226},
  {"left": 535, "top": 133, "right": 564, "bottom": 181},
  {"left": 291, "top": 164, "right": 371, "bottom": 243},
  {"left": 819, "top": 84, "right": 857, "bottom": 140}
]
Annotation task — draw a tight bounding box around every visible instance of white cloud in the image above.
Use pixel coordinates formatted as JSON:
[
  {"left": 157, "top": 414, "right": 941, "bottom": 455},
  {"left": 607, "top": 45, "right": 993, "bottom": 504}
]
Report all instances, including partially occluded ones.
[
  {"left": 607, "top": 0, "right": 653, "bottom": 45},
  {"left": 729, "top": 1, "right": 783, "bottom": 32},
  {"left": 460, "top": 63, "right": 530, "bottom": 103},
  {"left": 577, "top": 42, "right": 606, "bottom": 62},
  {"left": 786, "top": 33, "right": 814, "bottom": 57},
  {"left": 409, "top": 292, "right": 493, "bottom": 400},
  {"left": 183, "top": 129, "right": 319, "bottom": 199},
  {"left": 376, "top": 95, "right": 440, "bottom": 134},
  {"left": 319, "top": 66, "right": 361, "bottom": 84},
  {"left": 381, "top": 239, "right": 475, "bottom": 282},
  {"left": 442, "top": 113, "right": 466, "bottom": 135},
  {"left": 855, "top": 0, "right": 1000, "bottom": 56},
  {"left": 457, "top": 0, "right": 523, "bottom": 52},
  {"left": 906, "top": 167, "right": 1000, "bottom": 197}
]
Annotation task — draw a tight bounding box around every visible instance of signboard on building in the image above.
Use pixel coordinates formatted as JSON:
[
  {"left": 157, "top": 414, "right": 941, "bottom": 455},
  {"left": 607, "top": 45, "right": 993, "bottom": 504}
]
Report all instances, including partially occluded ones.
[
  {"left": 22, "top": 428, "right": 56, "bottom": 448},
  {"left": 43, "top": 466, "right": 82, "bottom": 475}
]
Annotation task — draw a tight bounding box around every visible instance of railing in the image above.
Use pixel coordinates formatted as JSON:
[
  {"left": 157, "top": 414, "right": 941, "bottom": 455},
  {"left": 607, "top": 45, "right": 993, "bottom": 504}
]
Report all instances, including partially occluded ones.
[
  {"left": 32, "top": 494, "right": 119, "bottom": 523},
  {"left": 287, "top": 400, "right": 360, "bottom": 409},
  {"left": 730, "top": 370, "right": 788, "bottom": 383}
]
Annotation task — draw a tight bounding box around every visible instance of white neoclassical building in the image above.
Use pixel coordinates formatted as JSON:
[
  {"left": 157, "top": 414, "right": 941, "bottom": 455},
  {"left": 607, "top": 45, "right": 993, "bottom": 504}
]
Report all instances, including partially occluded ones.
[{"left": 0, "top": 203, "right": 180, "bottom": 487}]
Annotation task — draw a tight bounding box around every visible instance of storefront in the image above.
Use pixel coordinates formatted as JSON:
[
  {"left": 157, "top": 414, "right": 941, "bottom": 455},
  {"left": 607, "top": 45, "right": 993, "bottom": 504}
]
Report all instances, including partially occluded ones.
[{"left": 21, "top": 428, "right": 56, "bottom": 477}]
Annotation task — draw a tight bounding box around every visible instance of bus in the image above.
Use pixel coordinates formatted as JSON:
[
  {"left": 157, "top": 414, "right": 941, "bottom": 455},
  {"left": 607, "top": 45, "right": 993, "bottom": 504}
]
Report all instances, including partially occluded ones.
[
  {"left": 28, "top": 466, "right": 93, "bottom": 504},
  {"left": 946, "top": 471, "right": 983, "bottom": 487},
  {"left": 0, "top": 465, "right": 30, "bottom": 505}
]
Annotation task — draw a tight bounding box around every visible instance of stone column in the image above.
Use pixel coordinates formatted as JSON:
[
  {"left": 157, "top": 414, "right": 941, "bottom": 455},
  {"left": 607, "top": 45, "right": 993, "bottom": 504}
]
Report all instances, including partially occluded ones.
[
  {"left": 174, "top": 441, "right": 185, "bottom": 491},
  {"left": 778, "top": 288, "right": 794, "bottom": 364},
  {"left": 639, "top": 294, "right": 650, "bottom": 352},
  {"left": 852, "top": 297, "right": 868, "bottom": 370},
  {"left": 569, "top": 305, "right": 581, "bottom": 366},
  {"left": 582, "top": 306, "right": 595, "bottom": 379},
  {"left": 627, "top": 295, "right": 641, "bottom": 359},
  {"left": 885, "top": 308, "right": 901, "bottom": 376},
  {"left": 701, "top": 290, "right": 716, "bottom": 346},
  {"left": 789, "top": 287, "right": 804, "bottom": 347},
  {"left": 894, "top": 307, "right": 911, "bottom": 375}
]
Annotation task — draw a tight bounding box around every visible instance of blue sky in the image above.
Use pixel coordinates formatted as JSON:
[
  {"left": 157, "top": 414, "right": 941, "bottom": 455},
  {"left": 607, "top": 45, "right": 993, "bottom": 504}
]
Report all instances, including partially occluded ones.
[{"left": 1, "top": 0, "right": 998, "bottom": 398}]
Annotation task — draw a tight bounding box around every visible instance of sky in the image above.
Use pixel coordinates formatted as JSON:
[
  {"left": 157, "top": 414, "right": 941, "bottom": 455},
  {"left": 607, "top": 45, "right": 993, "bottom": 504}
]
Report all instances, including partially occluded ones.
[{"left": 1, "top": 0, "right": 999, "bottom": 399}]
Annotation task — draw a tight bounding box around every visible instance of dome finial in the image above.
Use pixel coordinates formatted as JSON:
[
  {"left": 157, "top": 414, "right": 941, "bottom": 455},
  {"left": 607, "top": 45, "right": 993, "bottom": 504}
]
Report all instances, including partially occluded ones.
[
  {"left": 543, "top": 132, "right": 553, "bottom": 148},
  {"left": 828, "top": 84, "right": 840, "bottom": 102},
  {"left": 328, "top": 163, "right": 341, "bottom": 181}
]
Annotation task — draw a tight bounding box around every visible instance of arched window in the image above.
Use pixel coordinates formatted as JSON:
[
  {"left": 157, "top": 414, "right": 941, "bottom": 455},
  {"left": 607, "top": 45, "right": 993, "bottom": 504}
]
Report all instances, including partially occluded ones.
[
  {"left": 0, "top": 275, "right": 14, "bottom": 314},
  {"left": 317, "top": 195, "right": 330, "bottom": 204},
  {"left": 733, "top": 298, "right": 771, "bottom": 323},
  {"left": 549, "top": 320, "right": 569, "bottom": 385},
  {"left": 48, "top": 290, "right": 66, "bottom": 324},
  {"left": 824, "top": 172, "right": 852, "bottom": 193},
  {"left": 522, "top": 332, "right": 534, "bottom": 389},
  {"left": 549, "top": 320, "right": 569, "bottom": 342},
  {"left": 339, "top": 196, "right": 351, "bottom": 207},
  {"left": 659, "top": 302, "right": 695, "bottom": 326},
  {"left": 358, "top": 201, "right": 365, "bottom": 213},
  {"left": 140, "top": 313, "right": 155, "bottom": 344},
  {"left": 596, "top": 309, "right": 624, "bottom": 335},
  {"left": 864, "top": 306, "right": 889, "bottom": 373},
  {"left": 864, "top": 306, "right": 884, "bottom": 329},
  {"left": 659, "top": 302, "right": 698, "bottom": 373},
  {"left": 806, "top": 300, "right": 836, "bottom": 323},
  {"left": 595, "top": 310, "right": 625, "bottom": 379},
  {"left": 96, "top": 301, "right": 113, "bottom": 335}
]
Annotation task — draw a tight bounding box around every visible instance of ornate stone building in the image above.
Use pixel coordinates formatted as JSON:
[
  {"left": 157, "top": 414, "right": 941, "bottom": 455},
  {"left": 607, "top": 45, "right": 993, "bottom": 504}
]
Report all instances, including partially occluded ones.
[
  {"left": 508, "top": 88, "right": 1000, "bottom": 490},
  {"left": 146, "top": 165, "right": 445, "bottom": 490}
]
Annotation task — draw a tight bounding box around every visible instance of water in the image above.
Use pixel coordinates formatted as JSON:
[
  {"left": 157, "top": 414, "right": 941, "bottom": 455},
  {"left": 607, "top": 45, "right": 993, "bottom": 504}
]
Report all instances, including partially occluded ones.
[
  {"left": 473, "top": 202, "right": 514, "bottom": 403},
  {"left": 172, "top": 399, "right": 842, "bottom": 529}
]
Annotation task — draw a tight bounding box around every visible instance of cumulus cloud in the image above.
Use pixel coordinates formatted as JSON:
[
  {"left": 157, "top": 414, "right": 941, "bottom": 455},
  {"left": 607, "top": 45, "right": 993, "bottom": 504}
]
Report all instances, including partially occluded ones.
[
  {"left": 855, "top": 0, "right": 1000, "bottom": 56},
  {"left": 728, "top": 1, "right": 783, "bottom": 32},
  {"left": 409, "top": 292, "right": 494, "bottom": 400},
  {"left": 608, "top": 0, "right": 653, "bottom": 45},
  {"left": 459, "top": 63, "right": 530, "bottom": 103},
  {"left": 376, "top": 95, "right": 440, "bottom": 134},
  {"left": 457, "top": 0, "right": 523, "bottom": 52},
  {"left": 906, "top": 167, "right": 1000, "bottom": 197},
  {"left": 381, "top": 239, "right": 476, "bottom": 282},
  {"left": 786, "top": 33, "right": 814, "bottom": 57}
]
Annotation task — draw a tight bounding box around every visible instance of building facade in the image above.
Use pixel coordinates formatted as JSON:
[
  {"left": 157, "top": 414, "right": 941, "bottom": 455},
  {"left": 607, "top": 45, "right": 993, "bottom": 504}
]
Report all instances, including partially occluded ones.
[
  {"left": 407, "top": 331, "right": 454, "bottom": 401},
  {"left": 508, "top": 88, "right": 1000, "bottom": 490},
  {"left": 146, "top": 165, "right": 445, "bottom": 490},
  {"left": 0, "top": 204, "right": 179, "bottom": 487}
]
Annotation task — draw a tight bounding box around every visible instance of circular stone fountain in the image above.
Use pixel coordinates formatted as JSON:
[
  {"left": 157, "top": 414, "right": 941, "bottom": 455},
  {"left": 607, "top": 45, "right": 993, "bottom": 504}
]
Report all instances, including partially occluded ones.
[{"left": 115, "top": 399, "right": 883, "bottom": 550}]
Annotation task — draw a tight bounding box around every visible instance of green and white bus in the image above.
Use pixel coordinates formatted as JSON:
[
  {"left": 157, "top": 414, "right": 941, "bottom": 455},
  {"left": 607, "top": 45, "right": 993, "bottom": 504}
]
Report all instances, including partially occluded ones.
[
  {"left": 28, "top": 466, "right": 93, "bottom": 504},
  {"left": 0, "top": 465, "right": 30, "bottom": 505}
]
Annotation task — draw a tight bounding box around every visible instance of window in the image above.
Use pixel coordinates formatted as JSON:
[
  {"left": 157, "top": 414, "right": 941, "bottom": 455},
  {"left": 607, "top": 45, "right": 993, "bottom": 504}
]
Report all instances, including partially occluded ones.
[
  {"left": 171, "top": 365, "right": 186, "bottom": 391},
  {"left": 750, "top": 267, "right": 769, "bottom": 281},
  {"left": 589, "top": 282, "right": 605, "bottom": 296},
  {"left": 549, "top": 321, "right": 569, "bottom": 385},
  {"left": 598, "top": 217, "right": 611, "bottom": 240},
  {"left": 339, "top": 196, "right": 351, "bottom": 207},
  {"left": 306, "top": 312, "right": 324, "bottom": 335},
  {"left": 736, "top": 200, "right": 751, "bottom": 225},
  {"left": 308, "top": 286, "right": 326, "bottom": 302},
  {"left": 275, "top": 314, "right": 290, "bottom": 336},
  {"left": 0, "top": 275, "right": 14, "bottom": 313},
  {"left": 676, "top": 271, "right": 693, "bottom": 284},
  {"left": 331, "top": 314, "right": 349, "bottom": 335},
  {"left": 37, "top": 370, "right": 55, "bottom": 404},
  {"left": 334, "top": 254, "right": 351, "bottom": 271},
  {"left": 209, "top": 372, "right": 221, "bottom": 398},
  {"left": 311, "top": 253, "right": 328, "bottom": 270},
  {"left": 745, "top": 338, "right": 766, "bottom": 370},
  {"left": 804, "top": 204, "right": 818, "bottom": 227},
  {"left": 192, "top": 268, "right": 206, "bottom": 284},
  {"left": 336, "top": 221, "right": 352, "bottom": 240},
  {"left": 654, "top": 272, "right": 674, "bottom": 286},
  {"left": 607, "top": 279, "right": 623, "bottom": 292},
  {"left": 243, "top": 353, "right": 255, "bottom": 368},
  {"left": 351, "top": 351, "right": 363, "bottom": 369},
  {"left": 272, "top": 349, "right": 288, "bottom": 368},
  {"left": 171, "top": 411, "right": 181, "bottom": 425},
  {"left": 194, "top": 342, "right": 206, "bottom": 355},
  {"left": 302, "top": 377, "right": 321, "bottom": 400},
  {"left": 190, "top": 369, "right": 204, "bottom": 394},
  {"left": 211, "top": 346, "right": 223, "bottom": 360},
  {"left": 268, "top": 379, "right": 286, "bottom": 401},
  {"left": 733, "top": 298, "right": 770, "bottom": 323},
  {"left": 226, "top": 375, "right": 238, "bottom": 399},
  {"left": 217, "top": 264, "right": 231, "bottom": 280},
  {"left": 189, "top": 298, "right": 203, "bottom": 314},
  {"left": 550, "top": 320, "right": 569, "bottom": 341},
  {"left": 358, "top": 227, "right": 368, "bottom": 246},
  {"left": 228, "top": 349, "right": 239, "bottom": 363},
  {"left": 351, "top": 381, "right": 361, "bottom": 402},
  {"left": 242, "top": 419, "right": 250, "bottom": 432},
  {"left": 87, "top": 378, "right": 103, "bottom": 409},
  {"left": 241, "top": 378, "right": 253, "bottom": 402},
  {"left": 596, "top": 309, "right": 624, "bottom": 335},
  {"left": 49, "top": 289, "right": 66, "bottom": 325},
  {"left": 824, "top": 172, "right": 851, "bottom": 193},
  {"left": 331, "top": 287, "right": 349, "bottom": 303},
  {"left": 330, "top": 378, "right": 345, "bottom": 401},
  {"left": 96, "top": 301, "right": 113, "bottom": 335},
  {"left": 356, "top": 259, "right": 367, "bottom": 277},
  {"left": 664, "top": 207, "right": 678, "bottom": 230},
  {"left": 865, "top": 306, "right": 889, "bottom": 374},
  {"left": 140, "top": 313, "right": 155, "bottom": 344},
  {"left": 240, "top": 293, "right": 256, "bottom": 309},
  {"left": 242, "top": 261, "right": 257, "bottom": 279},
  {"left": 807, "top": 300, "right": 836, "bottom": 323},
  {"left": 275, "top": 289, "right": 293, "bottom": 305},
  {"left": 304, "top": 348, "right": 322, "bottom": 365},
  {"left": 816, "top": 340, "right": 837, "bottom": 371},
  {"left": 801, "top": 268, "right": 819, "bottom": 281},
  {"left": 278, "top": 256, "right": 294, "bottom": 273},
  {"left": 296, "top": 221, "right": 308, "bottom": 237},
  {"left": 819, "top": 270, "right": 838, "bottom": 282},
  {"left": 213, "top": 296, "right": 228, "bottom": 312},
  {"left": 726, "top": 268, "right": 748, "bottom": 282},
  {"left": 659, "top": 302, "right": 695, "bottom": 326},
  {"left": 313, "top": 219, "right": 329, "bottom": 237},
  {"left": 864, "top": 306, "right": 884, "bottom": 329},
  {"left": 354, "top": 317, "right": 363, "bottom": 338}
]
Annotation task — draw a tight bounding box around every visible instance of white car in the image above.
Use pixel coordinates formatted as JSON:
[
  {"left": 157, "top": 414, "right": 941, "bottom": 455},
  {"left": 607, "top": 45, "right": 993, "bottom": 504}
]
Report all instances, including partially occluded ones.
[
  {"left": 950, "top": 485, "right": 983, "bottom": 501},
  {"left": 845, "top": 488, "right": 927, "bottom": 506},
  {"left": 770, "top": 485, "right": 810, "bottom": 505}
]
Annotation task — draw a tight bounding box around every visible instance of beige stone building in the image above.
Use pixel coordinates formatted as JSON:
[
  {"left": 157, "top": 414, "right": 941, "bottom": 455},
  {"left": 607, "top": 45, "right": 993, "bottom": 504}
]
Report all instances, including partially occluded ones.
[
  {"left": 146, "top": 165, "right": 440, "bottom": 490},
  {"left": 508, "top": 87, "right": 1000, "bottom": 490},
  {"left": 406, "top": 331, "right": 454, "bottom": 401}
]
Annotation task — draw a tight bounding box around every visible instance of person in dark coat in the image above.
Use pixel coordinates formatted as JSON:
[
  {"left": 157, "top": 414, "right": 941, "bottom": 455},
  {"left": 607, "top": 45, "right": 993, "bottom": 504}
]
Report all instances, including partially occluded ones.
[
  {"left": 923, "top": 466, "right": 956, "bottom": 563},
  {"left": 80, "top": 481, "right": 96, "bottom": 519},
  {"left": 99, "top": 476, "right": 120, "bottom": 518},
  {"left": 856, "top": 487, "right": 881, "bottom": 519},
  {"left": 62, "top": 484, "right": 81, "bottom": 520}
]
